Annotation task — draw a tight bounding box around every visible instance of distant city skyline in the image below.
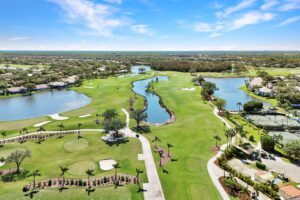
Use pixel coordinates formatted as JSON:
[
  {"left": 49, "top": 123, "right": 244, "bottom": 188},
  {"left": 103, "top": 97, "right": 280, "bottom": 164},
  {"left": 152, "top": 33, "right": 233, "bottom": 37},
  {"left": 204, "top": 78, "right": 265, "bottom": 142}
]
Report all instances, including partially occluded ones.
[{"left": 1, "top": 0, "right": 300, "bottom": 50}]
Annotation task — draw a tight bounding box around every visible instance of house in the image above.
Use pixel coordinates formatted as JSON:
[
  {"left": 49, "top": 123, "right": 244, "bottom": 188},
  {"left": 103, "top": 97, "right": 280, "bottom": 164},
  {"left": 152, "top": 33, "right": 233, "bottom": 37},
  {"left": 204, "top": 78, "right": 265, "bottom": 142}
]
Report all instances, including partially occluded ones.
[
  {"left": 255, "top": 87, "right": 274, "bottom": 97},
  {"left": 254, "top": 171, "right": 274, "bottom": 183},
  {"left": 248, "top": 77, "right": 263, "bottom": 91},
  {"left": 7, "top": 86, "right": 26, "bottom": 94},
  {"left": 279, "top": 185, "right": 300, "bottom": 200},
  {"left": 36, "top": 84, "right": 50, "bottom": 91},
  {"left": 49, "top": 82, "right": 67, "bottom": 89},
  {"left": 62, "top": 75, "right": 78, "bottom": 84}
]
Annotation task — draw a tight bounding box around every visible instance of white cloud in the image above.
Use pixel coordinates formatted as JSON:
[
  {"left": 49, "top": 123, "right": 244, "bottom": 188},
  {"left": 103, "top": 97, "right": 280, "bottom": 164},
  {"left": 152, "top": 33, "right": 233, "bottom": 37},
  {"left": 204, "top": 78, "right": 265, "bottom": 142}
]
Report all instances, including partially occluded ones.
[
  {"left": 228, "top": 11, "right": 274, "bottom": 30},
  {"left": 131, "top": 24, "right": 153, "bottom": 35},
  {"left": 9, "top": 37, "right": 30, "bottom": 41},
  {"left": 48, "top": 0, "right": 123, "bottom": 37},
  {"left": 194, "top": 22, "right": 213, "bottom": 32},
  {"left": 104, "top": 0, "right": 122, "bottom": 5},
  {"left": 279, "top": 0, "right": 300, "bottom": 11},
  {"left": 216, "top": 0, "right": 256, "bottom": 17},
  {"left": 277, "top": 15, "right": 300, "bottom": 26},
  {"left": 261, "top": 0, "right": 279, "bottom": 10}
]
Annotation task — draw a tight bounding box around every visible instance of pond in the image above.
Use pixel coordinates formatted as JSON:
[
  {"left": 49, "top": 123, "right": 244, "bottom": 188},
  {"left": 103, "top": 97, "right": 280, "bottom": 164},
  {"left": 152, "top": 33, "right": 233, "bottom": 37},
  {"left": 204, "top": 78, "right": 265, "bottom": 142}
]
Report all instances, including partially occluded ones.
[
  {"left": 132, "top": 76, "right": 171, "bottom": 124},
  {"left": 0, "top": 90, "right": 91, "bottom": 121},
  {"left": 205, "top": 77, "right": 271, "bottom": 111}
]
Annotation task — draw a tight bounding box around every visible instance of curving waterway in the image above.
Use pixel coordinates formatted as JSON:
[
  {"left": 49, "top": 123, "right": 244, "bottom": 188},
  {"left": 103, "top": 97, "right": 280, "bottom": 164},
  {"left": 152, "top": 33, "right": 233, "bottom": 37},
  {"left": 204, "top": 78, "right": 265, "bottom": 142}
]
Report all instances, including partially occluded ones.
[
  {"left": 132, "top": 76, "right": 171, "bottom": 124},
  {"left": 0, "top": 90, "right": 91, "bottom": 121}
]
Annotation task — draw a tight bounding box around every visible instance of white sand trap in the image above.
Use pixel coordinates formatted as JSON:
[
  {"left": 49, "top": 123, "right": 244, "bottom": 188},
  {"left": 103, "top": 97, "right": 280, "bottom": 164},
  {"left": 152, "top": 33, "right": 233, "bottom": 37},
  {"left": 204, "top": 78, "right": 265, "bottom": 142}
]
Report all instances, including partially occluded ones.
[
  {"left": 0, "top": 162, "right": 5, "bottom": 167},
  {"left": 49, "top": 114, "right": 69, "bottom": 120},
  {"left": 33, "top": 121, "right": 51, "bottom": 127},
  {"left": 99, "top": 159, "right": 116, "bottom": 171},
  {"left": 181, "top": 88, "right": 195, "bottom": 91},
  {"left": 79, "top": 114, "right": 91, "bottom": 118}
]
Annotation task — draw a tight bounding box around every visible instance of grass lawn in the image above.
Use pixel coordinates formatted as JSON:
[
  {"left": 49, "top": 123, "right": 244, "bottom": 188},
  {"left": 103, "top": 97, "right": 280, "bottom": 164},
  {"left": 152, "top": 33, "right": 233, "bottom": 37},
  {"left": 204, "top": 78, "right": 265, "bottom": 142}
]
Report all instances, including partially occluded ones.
[
  {"left": 137, "top": 73, "right": 225, "bottom": 200},
  {"left": 0, "top": 132, "right": 145, "bottom": 199}
]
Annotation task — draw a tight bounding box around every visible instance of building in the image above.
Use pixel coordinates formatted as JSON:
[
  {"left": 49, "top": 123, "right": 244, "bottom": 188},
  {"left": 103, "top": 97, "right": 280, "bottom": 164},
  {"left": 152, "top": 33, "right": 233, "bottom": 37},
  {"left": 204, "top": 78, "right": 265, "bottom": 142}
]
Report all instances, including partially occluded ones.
[
  {"left": 279, "top": 185, "right": 300, "bottom": 200},
  {"left": 7, "top": 86, "right": 26, "bottom": 94},
  {"left": 62, "top": 75, "right": 78, "bottom": 85},
  {"left": 248, "top": 77, "right": 263, "bottom": 91},
  {"left": 254, "top": 171, "right": 274, "bottom": 183},
  {"left": 255, "top": 87, "right": 274, "bottom": 97},
  {"left": 36, "top": 84, "right": 50, "bottom": 91}
]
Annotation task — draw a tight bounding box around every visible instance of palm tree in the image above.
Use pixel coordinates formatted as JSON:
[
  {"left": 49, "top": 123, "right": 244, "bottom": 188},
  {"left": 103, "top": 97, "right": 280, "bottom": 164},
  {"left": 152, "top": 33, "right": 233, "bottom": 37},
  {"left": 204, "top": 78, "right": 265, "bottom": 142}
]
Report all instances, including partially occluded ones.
[
  {"left": 266, "top": 180, "right": 279, "bottom": 191},
  {"left": 167, "top": 143, "right": 174, "bottom": 157},
  {"left": 135, "top": 168, "right": 143, "bottom": 180},
  {"left": 77, "top": 123, "right": 82, "bottom": 139},
  {"left": 1, "top": 131, "right": 6, "bottom": 144},
  {"left": 59, "top": 166, "right": 69, "bottom": 188},
  {"left": 213, "top": 135, "right": 221, "bottom": 148},
  {"left": 37, "top": 126, "right": 46, "bottom": 132},
  {"left": 20, "top": 128, "right": 28, "bottom": 135},
  {"left": 113, "top": 162, "right": 121, "bottom": 183},
  {"left": 235, "top": 125, "right": 244, "bottom": 144},
  {"left": 158, "top": 150, "right": 164, "bottom": 167},
  {"left": 57, "top": 123, "right": 64, "bottom": 138},
  {"left": 95, "top": 113, "right": 100, "bottom": 124},
  {"left": 152, "top": 136, "right": 160, "bottom": 149},
  {"left": 86, "top": 169, "right": 94, "bottom": 189},
  {"left": 237, "top": 102, "right": 242, "bottom": 112},
  {"left": 30, "top": 170, "right": 41, "bottom": 192},
  {"left": 239, "top": 131, "right": 248, "bottom": 144}
]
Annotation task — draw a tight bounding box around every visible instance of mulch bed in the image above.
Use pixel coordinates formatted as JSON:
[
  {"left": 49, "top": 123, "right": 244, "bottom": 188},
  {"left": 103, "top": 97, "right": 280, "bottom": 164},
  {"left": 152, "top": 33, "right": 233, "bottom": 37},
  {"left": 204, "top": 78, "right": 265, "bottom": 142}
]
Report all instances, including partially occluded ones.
[
  {"left": 210, "top": 145, "right": 219, "bottom": 154},
  {"left": 218, "top": 177, "right": 251, "bottom": 200},
  {"left": 154, "top": 147, "right": 171, "bottom": 166}
]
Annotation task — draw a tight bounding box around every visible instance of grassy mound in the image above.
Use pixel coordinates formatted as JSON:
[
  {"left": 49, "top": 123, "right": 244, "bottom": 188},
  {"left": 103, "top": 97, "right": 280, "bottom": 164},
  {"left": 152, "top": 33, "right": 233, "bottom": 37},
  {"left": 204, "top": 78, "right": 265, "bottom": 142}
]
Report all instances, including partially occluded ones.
[
  {"left": 0, "top": 147, "right": 27, "bottom": 158},
  {"left": 64, "top": 138, "right": 89, "bottom": 152},
  {"left": 68, "top": 160, "right": 96, "bottom": 175}
]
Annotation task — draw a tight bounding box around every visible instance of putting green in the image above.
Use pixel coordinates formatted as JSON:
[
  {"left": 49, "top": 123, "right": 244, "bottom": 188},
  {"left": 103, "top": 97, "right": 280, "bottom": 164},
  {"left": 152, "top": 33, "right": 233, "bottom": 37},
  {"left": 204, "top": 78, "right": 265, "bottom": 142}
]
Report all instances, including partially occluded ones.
[
  {"left": 68, "top": 160, "right": 96, "bottom": 175},
  {"left": 64, "top": 138, "right": 89, "bottom": 152},
  {"left": 0, "top": 147, "right": 27, "bottom": 158}
]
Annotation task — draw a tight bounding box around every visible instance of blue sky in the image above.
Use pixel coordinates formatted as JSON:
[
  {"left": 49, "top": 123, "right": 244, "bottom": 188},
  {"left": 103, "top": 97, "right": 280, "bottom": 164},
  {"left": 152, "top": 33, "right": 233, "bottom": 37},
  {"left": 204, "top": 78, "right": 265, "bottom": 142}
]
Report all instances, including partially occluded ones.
[{"left": 0, "top": 0, "right": 300, "bottom": 50}]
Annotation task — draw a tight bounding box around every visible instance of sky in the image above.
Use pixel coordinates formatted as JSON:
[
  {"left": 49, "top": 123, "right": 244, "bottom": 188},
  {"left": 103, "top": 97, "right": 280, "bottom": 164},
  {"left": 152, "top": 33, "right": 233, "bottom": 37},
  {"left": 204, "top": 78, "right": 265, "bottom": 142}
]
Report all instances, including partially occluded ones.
[{"left": 0, "top": 0, "right": 300, "bottom": 51}]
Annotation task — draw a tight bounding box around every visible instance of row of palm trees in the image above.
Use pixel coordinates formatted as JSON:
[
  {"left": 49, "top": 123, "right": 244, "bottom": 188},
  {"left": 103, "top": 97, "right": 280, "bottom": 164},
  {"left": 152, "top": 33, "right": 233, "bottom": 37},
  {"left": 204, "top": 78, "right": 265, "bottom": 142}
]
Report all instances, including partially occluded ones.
[{"left": 152, "top": 136, "right": 174, "bottom": 167}]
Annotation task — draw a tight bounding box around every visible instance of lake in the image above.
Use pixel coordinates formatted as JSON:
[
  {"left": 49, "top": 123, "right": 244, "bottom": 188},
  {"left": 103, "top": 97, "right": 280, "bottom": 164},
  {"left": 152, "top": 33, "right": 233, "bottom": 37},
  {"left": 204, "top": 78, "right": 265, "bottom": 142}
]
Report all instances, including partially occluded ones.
[
  {"left": 205, "top": 77, "right": 271, "bottom": 111},
  {"left": 0, "top": 90, "right": 91, "bottom": 121},
  {"left": 131, "top": 65, "right": 152, "bottom": 74},
  {"left": 132, "top": 76, "right": 171, "bottom": 124}
]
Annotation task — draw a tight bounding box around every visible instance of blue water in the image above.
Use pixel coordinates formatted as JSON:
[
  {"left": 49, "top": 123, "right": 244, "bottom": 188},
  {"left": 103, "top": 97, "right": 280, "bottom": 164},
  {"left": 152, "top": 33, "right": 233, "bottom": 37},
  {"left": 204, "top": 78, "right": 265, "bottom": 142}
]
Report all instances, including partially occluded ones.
[
  {"left": 132, "top": 76, "right": 171, "bottom": 124},
  {"left": 0, "top": 90, "right": 91, "bottom": 121},
  {"left": 205, "top": 77, "right": 271, "bottom": 111}
]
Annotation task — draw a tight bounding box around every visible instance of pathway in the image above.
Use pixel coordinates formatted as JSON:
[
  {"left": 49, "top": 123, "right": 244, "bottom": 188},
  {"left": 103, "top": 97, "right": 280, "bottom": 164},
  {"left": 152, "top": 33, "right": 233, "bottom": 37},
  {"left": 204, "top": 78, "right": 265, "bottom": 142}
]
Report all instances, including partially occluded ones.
[
  {"left": 122, "top": 108, "right": 165, "bottom": 200},
  {"left": 208, "top": 105, "right": 270, "bottom": 200}
]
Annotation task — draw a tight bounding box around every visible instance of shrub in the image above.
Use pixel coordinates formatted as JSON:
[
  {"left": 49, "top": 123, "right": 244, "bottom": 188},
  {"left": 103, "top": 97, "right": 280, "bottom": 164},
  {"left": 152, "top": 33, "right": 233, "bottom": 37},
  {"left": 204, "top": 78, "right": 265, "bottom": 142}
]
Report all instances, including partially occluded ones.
[
  {"left": 243, "top": 101, "right": 263, "bottom": 112},
  {"left": 256, "top": 161, "right": 266, "bottom": 170},
  {"left": 261, "top": 134, "right": 275, "bottom": 152},
  {"left": 249, "top": 135, "right": 255, "bottom": 142}
]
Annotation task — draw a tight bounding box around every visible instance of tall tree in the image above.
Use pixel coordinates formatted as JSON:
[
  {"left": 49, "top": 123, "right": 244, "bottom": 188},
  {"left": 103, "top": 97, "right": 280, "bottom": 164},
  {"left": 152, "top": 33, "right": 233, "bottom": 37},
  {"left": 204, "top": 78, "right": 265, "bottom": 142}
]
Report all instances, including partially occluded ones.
[
  {"left": 1, "top": 131, "right": 6, "bottom": 144},
  {"left": 158, "top": 150, "right": 164, "bottom": 167},
  {"left": 237, "top": 102, "right": 242, "bottom": 112},
  {"left": 30, "top": 170, "right": 41, "bottom": 192},
  {"left": 57, "top": 123, "right": 64, "bottom": 138},
  {"left": 213, "top": 135, "right": 221, "bottom": 148},
  {"left": 167, "top": 143, "right": 174, "bottom": 158},
  {"left": 7, "top": 150, "right": 31, "bottom": 173},
  {"left": 131, "top": 109, "right": 147, "bottom": 129},
  {"left": 152, "top": 136, "right": 160, "bottom": 149},
  {"left": 59, "top": 166, "right": 69, "bottom": 188},
  {"left": 113, "top": 162, "right": 121, "bottom": 183},
  {"left": 86, "top": 169, "right": 94, "bottom": 189},
  {"left": 103, "top": 118, "right": 125, "bottom": 137},
  {"left": 77, "top": 123, "right": 82, "bottom": 139},
  {"left": 102, "top": 109, "right": 118, "bottom": 121}
]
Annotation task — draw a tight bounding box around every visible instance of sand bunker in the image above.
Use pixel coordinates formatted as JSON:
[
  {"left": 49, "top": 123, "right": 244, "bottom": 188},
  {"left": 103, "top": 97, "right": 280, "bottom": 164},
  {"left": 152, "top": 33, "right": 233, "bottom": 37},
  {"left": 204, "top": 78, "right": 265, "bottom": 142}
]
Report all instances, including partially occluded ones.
[
  {"left": 49, "top": 114, "right": 69, "bottom": 120},
  {"left": 181, "top": 88, "right": 195, "bottom": 91},
  {"left": 33, "top": 121, "right": 51, "bottom": 127},
  {"left": 99, "top": 159, "right": 116, "bottom": 171},
  {"left": 79, "top": 114, "right": 91, "bottom": 118},
  {"left": 0, "top": 161, "right": 5, "bottom": 167}
]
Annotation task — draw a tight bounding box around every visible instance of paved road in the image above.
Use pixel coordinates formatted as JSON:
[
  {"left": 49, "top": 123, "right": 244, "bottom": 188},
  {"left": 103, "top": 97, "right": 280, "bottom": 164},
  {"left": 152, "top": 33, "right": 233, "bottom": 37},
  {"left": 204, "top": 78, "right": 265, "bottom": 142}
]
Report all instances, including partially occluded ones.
[
  {"left": 207, "top": 105, "right": 270, "bottom": 200},
  {"left": 122, "top": 108, "right": 165, "bottom": 200}
]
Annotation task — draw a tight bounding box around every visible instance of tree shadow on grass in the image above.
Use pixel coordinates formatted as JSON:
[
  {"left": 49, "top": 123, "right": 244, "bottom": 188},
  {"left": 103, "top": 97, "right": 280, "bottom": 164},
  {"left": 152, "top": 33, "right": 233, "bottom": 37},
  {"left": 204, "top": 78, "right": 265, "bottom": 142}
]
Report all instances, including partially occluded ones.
[
  {"left": 106, "top": 139, "right": 129, "bottom": 147},
  {"left": 58, "top": 187, "right": 69, "bottom": 193},
  {"left": 86, "top": 187, "right": 95, "bottom": 196},
  {"left": 36, "top": 139, "right": 45, "bottom": 144},
  {"left": 24, "top": 190, "right": 39, "bottom": 199},
  {"left": 132, "top": 126, "right": 151, "bottom": 134},
  {"left": 114, "top": 182, "right": 123, "bottom": 189}
]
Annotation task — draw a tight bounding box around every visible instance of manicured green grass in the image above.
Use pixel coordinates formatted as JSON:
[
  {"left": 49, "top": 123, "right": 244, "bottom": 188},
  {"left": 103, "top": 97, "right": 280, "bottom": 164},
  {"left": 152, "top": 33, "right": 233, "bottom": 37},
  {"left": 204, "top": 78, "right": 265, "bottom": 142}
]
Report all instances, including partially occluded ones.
[
  {"left": 239, "top": 85, "right": 277, "bottom": 106},
  {"left": 139, "top": 73, "right": 225, "bottom": 200},
  {"left": 0, "top": 132, "right": 145, "bottom": 199},
  {"left": 64, "top": 138, "right": 89, "bottom": 152}
]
